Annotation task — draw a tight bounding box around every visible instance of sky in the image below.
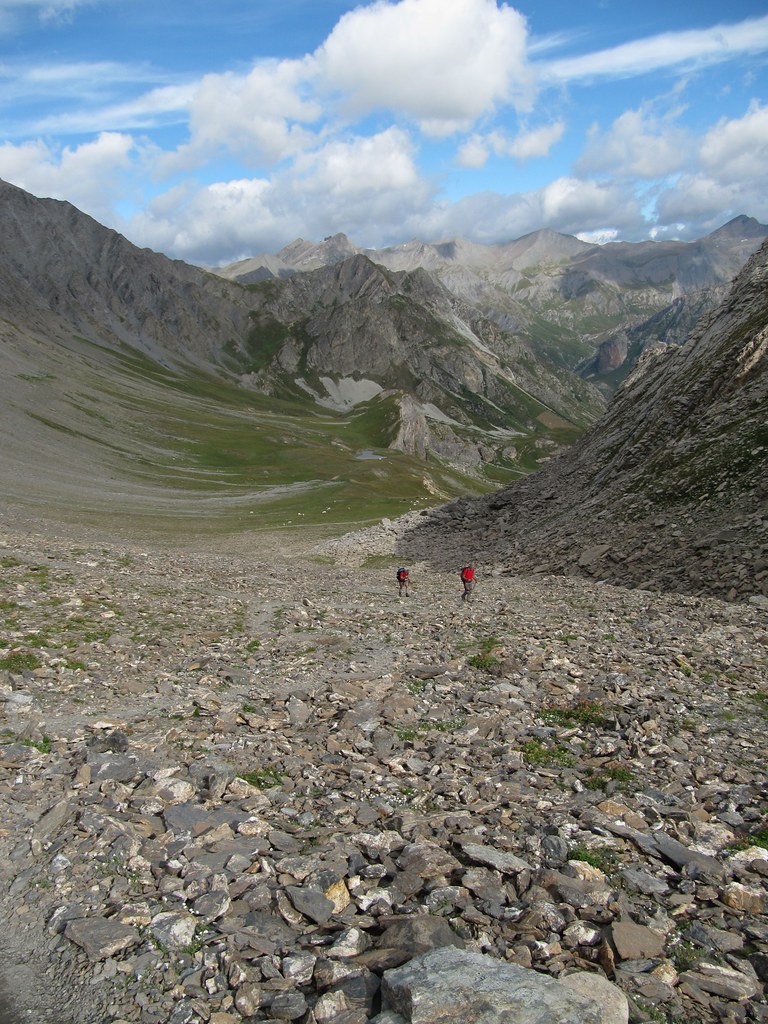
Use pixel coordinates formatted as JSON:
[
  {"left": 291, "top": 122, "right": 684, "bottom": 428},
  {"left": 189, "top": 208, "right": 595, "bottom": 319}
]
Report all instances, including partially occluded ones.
[{"left": 1, "top": 0, "right": 767, "bottom": 268}]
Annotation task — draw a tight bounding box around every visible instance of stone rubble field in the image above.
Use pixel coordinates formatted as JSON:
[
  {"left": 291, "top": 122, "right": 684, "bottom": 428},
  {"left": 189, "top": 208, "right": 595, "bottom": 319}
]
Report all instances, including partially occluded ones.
[{"left": 0, "top": 526, "right": 767, "bottom": 1024}]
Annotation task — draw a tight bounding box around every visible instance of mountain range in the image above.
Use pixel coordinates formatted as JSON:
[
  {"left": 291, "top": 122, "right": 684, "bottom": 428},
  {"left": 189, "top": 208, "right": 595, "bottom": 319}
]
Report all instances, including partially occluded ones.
[
  {"left": 1, "top": 176, "right": 766, "bottom": 572},
  {"left": 215, "top": 216, "right": 768, "bottom": 393}
]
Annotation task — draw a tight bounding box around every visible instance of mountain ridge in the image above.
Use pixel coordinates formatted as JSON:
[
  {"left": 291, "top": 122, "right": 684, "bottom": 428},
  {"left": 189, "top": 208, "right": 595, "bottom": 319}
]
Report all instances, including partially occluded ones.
[
  {"left": 215, "top": 217, "right": 768, "bottom": 390},
  {"left": 395, "top": 238, "right": 768, "bottom": 602}
]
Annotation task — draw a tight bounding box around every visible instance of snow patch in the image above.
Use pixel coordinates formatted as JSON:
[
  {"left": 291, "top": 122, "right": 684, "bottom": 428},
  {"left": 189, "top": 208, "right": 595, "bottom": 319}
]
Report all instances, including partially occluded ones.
[{"left": 295, "top": 377, "right": 383, "bottom": 410}]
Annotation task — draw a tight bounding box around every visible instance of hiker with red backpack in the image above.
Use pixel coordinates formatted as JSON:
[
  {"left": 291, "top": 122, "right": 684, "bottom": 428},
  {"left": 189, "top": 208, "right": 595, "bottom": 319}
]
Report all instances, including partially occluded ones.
[
  {"left": 460, "top": 563, "right": 475, "bottom": 602},
  {"left": 396, "top": 566, "right": 411, "bottom": 597}
]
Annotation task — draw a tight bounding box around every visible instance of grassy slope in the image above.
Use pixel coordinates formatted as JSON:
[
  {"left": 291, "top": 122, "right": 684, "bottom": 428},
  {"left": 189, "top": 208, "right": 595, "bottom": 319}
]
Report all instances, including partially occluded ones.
[{"left": 0, "top": 328, "right": 498, "bottom": 538}]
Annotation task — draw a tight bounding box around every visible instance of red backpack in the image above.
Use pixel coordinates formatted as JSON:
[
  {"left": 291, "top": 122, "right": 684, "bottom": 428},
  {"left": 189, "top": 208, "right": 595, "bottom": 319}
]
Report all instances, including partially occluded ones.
[
  {"left": 397, "top": 568, "right": 409, "bottom": 582},
  {"left": 461, "top": 566, "right": 474, "bottom": 582}
]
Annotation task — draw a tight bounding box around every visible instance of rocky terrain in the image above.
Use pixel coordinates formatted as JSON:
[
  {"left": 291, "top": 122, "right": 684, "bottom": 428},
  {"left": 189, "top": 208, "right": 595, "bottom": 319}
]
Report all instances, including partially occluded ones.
[
  {"left": 1, "top": 520, "right": 766, "bottom": 1024},
  {"left": 392, "top": 239, "right": 768, "bottom": 603},
  {"left": 2, "top": 180, "right": 767, "bottom": 1024}
]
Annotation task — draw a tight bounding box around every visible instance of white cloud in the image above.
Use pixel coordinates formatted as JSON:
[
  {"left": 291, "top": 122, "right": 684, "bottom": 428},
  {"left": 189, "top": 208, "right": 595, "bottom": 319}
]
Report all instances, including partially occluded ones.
[
  {"left": 0, "top": 131, "right": 135, "bottom": 222},
  {"left": 577, "top": 105, "right": 689, "bottom": 179},
  {"left": 179, "top": 59, "right": 322, "bottom": 168},
  {"left": 315, "top": 0, "right": 533, "bottom": 135},
  {"left": 541, "top": 14, "right": 768, "bottom": 84},
  {"left": 494, "top": 121, "right": 565, "bottom": 160},
  {"left": 539, "top": 176, "right": 641, "bottom": 234},
  {"left": 129, "top": 128, "right": 436, "bottom": 265},
  {"left": 455, "top": 121, "right": 564, "bottom": 168},
  {"left": 456, "top": 135, "right": 490, "bottom": 169},
  {"left": 0, "top": 0, "right": 102, "bottom": 30},
  {"left": 291, "top": 127, "right": 421, "bottom": 195},
  {"left": 127, "top": 178, "right": 292, "bottom": 265},
  {"left": 699, "top": 100, "right": 768, "bottom": 181},
  {"left": 654, "top": 102, "right": 768, "bottom": 228}
]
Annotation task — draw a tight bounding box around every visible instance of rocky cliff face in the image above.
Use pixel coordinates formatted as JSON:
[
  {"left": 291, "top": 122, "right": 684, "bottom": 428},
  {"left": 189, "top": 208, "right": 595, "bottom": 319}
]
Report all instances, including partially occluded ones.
[
  {"left": 238, "top": 254, "right": 605, "bottom": 469},
  {"left": 215, "top": 218, "right": 768, "bottom": 389},
  {"left": 0, "top": 178, "right": 254, "bottom": 366},
  {"left": 399, "top": 239, "right": 768, "bottom": 602}
]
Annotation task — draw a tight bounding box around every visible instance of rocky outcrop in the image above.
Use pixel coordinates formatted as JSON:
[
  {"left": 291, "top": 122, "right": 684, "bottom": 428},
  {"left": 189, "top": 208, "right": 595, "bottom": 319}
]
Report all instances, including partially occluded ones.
[{"left": 396, "top": 239, "right": 768, "bottom": 601}]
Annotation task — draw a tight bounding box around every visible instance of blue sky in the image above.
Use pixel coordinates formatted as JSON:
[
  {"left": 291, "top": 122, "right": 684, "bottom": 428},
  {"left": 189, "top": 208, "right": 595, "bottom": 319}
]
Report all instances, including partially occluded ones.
[{"left": 1, "top": 0, "right": 767, "bottom": 266}]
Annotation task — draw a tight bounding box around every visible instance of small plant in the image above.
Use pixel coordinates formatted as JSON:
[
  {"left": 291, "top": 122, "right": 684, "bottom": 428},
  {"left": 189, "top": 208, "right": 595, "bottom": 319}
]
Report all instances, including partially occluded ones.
[
  {"left": 239, "top": 767, "right": 284, "bottom": 789},
  {"left": 749, "top": 692, "right": 768, "bottom": 720},
  {"left": 406, "top": 678, "right": 428, "bottom": 696},
  {"left": 242, "top": 702, "right": 257, "bottom": 713},
  {"left": 583, "top": 765, "right": 634, "bottom": 790},
  {"left": 727, "top": 821, "right": 768, "bottom": 852},
  {"left": 21, "top": 735, "right": 52, "bottom": 754},
  {"left": 0, "top": 651, "right": 42, "bottom": 672},
  {"left": 396, "top": 717, "right": 466, "bottom": 742},
  {"left": 568, "top": 844, "right": 617, "bottom": 872},
  {"left": 541, "top": 700, "right": 608, "bottom": 728},
  {"left": 669, "top": 937, "right": 703, "bottom": 972},
  {"left": 468, "top": 653, "right": 498, "bottom": 671},
  {"left": 521, "top": 739, "right": 574, "bottom": 767}
]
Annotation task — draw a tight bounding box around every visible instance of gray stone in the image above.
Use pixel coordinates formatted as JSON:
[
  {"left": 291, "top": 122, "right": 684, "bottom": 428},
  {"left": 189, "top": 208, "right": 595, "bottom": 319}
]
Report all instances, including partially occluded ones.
[
  {"left": 377, "top": 917, "right": 465, "bottom": 962},
  {"left": 64, "top": 917, "right": 140, "bottom": 960},
  {"left": 559, "top": 972, "right": 629, "bottom": 1024},
  {"left": 651, "top": 833, "right": 725, "bottom": 879},
  {"left": 610, "top": 920, "right": 666, "bottom": 961},
  {"left": 149, "top": 911, "right": 198, "bottom": 949},
  {"left": 457, "top": 841, "right": 532, "bottom": 875},
  {"left": 286, "top": 884, "right": 335, "bottom": 924},
  {"left": 381, "top": 948, "right": 603, "bottom": 1023}
]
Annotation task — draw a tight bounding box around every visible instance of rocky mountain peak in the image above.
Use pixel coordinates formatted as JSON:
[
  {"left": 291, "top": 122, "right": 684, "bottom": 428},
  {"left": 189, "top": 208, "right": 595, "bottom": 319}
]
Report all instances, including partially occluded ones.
[{"left": 706, "top": 214, "right": 766, "bottom": 241}]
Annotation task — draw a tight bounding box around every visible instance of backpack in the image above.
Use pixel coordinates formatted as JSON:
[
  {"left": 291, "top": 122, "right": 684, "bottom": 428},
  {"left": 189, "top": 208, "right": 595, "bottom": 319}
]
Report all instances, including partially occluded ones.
[
  {"left": 397, "top": 568, "right": 409, "bottom": 582},
  {"left": 461, "top": 566, "right": 474, "bottom": 582}
]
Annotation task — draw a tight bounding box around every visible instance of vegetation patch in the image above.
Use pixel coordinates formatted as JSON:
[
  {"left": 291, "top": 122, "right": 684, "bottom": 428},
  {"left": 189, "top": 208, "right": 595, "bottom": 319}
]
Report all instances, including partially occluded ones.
[
  {"left": 583, "top": 765, "right": 635, "bottom": 791},
  {"left": 521, "top": 738, "right": 574, "bottom": 767},
  {"left": 567, "top": 844, "right": 617, "bottom": 872},
  {"left": 0, "top": 651, "right": 42, "bottom": 672},
  {"left": 540, "top": 700, "right": 609, "bottom": 728},
  {"left": 238, "top": 767, "right": 284, "bottom": 789}
]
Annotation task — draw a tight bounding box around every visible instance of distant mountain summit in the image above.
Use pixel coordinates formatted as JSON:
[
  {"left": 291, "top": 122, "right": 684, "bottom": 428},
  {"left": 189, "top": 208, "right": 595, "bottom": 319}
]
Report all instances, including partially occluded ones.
[
  {"left": 400, "top": 238, "right": 768, "bottom": 601},
  {"left": 216, "top": 218, "right": 768, "bottom": 392}
]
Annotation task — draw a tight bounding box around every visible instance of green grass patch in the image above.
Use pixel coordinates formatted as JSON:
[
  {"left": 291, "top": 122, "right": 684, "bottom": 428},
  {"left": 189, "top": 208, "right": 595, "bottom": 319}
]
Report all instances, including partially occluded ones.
[
  {"left": 583, "top": 765, "right": 634, "bottom": 791},
  {"left": 567, "top": 844, "right": 617, "bottom": 872},
  {"left": 468, "top": 653, "right": 499, "bottom": 671},
  {"left": 238, "top": 767, "right": 284, "bottom": 789},
  {"left": 521, "top": 738, "right": 574, "bottom": 767},
  {"left": 20, "top": 735, "right": 52, "bottom": 754},
  {"left": 0, "top": 651, "right": 42, "bottom": 672},
  {"left": 540, "top": 700, "right": 609, "bottom": 728},
  {"left": 396, "top": 717, "right": 466, "bottom": 741}
]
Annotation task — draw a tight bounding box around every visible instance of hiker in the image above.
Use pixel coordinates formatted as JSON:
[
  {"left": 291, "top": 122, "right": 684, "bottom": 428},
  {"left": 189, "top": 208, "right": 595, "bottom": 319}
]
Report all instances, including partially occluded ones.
[
  {"left": 396, "top": 566, "right": 411, "bottom": 597},
  {"left": 460, "top": 563, "right": 475, "bottom": 602}
]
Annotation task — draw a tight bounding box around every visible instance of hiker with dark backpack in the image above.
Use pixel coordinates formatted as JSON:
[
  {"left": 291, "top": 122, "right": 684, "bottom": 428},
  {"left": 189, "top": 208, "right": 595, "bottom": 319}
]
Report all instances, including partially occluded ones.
[
  {"left": 460, "top": 563, "right": 475, "bottom": 602},
  {"left": 396, "top": 566, "right": 411, "bottom": 597}
]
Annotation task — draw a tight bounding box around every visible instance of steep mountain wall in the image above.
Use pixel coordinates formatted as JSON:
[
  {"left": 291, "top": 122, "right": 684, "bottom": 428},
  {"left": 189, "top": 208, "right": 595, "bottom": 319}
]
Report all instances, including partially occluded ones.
[
  {"left": 399, "top": 240, "right": 768, "bottom": 602},
  {"left": 0, "top": 178, "right": 254, "bottom": 366}
]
